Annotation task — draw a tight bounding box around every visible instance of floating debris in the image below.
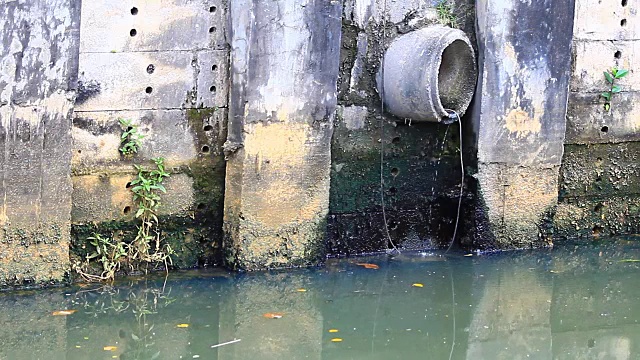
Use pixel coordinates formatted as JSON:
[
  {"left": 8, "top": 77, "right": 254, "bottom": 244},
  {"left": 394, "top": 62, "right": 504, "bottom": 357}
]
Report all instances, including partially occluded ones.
[
  {"left": 263, "top": 312, "right": 284, "bottom": 319},
  {"left": 52, "top": 310, "right": 77, "bottom": 316},
  {"left": 356, "top": 263, "right": 379, "bottom": 269}
]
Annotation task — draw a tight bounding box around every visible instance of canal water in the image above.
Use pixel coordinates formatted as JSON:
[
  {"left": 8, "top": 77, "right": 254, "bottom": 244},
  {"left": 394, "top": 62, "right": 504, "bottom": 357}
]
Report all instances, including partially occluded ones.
[{"left": 3, "top": 239, "right": 640, "bottom": 359}]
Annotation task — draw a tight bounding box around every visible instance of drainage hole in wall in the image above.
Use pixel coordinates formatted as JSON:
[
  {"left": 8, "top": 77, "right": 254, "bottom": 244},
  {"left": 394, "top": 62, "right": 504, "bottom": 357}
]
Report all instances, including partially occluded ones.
[
  {"left": 123, "top": 206, "right": 132, "bottom": 215},
  {"left": 209, "top": 6, "right": 217, "bottom": 13},
  {"left": 145, "top": 86, "right": 153, "bottom": 94},
  {"left": 131, "top": 7, "right": 138, "bottom": 15},
  {"left": 196, "top": 203, "right": 206, "bottom": 211},
  {"left": 125, "top": 182, "right": 133, "bottom": 189},
  {"left": 614, "top": 51, "right": 622, "bottom": 59},
  {"left": 621, "top": 19, "right": 627, "bottom": 27},
  {"left": 601, "top": 125, "right": 609, "bottom": 133},
  {"left": 130, "top": 29, "right": 137, "bottom": 37},
  {"left": 387, "top": 220, "right": 399, "bottom": 231},
  {"left": 212, "top": 64, "right": 218, "bottom": 71},
  {"left": 391, "top": 167, "right": 399, "bottom": 177},
  {"left": 201, "top": 145, "right": 210, "bottom": 153},
  {"left": 392, "top": 136, "right": 401, "bottom": 144},
  {"left": 622, "top": 0, "right": 628, "bottom": 6},
  {"left": 209, "top": 26, "right": 216, "bottom": 33},
  {"left": 146, "top": 64, "right": 155, "bottom": 74},
  {"left": 209, "top": 85, "right": 216, "bottom": 93},
  {"left": 203, "top": 124, "right": 213, "bottom": 131},
  {"left": 592, "top": 225, "right": 604, "bottom": 237}
]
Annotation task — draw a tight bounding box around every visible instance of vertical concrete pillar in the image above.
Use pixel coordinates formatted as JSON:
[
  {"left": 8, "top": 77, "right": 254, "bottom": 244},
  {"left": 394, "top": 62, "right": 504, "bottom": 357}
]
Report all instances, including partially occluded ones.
[
  {"left": 472, "top": 0, "right": 575, "bottom": 248},
  {"left": 0, "top": 0, "right": 80, "bottom": 286},
  {"left": 224, "top": 0, "right": 342, "bottom": 269}
]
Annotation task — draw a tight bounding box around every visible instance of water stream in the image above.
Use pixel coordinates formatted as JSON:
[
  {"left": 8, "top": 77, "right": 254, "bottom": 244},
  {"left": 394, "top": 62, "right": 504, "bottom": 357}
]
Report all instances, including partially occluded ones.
[{"left": 3, "top": 239, "right": 640, "bottom": 359}]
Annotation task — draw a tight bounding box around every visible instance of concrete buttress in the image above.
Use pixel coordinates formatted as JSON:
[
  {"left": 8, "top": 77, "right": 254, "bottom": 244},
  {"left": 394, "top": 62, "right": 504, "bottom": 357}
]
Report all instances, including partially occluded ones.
[
  {"left": 223, "top": 0, "right": 342, "bottom": 269},
  {"left": 0, "top": 0, "right": 80, "bottom": 286},
  {"left": 472, "top": 0, "right": 576, "bottom": 248}
]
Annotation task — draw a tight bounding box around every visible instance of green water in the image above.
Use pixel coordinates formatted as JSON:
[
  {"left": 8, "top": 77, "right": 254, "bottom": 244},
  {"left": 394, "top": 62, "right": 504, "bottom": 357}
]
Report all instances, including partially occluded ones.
[{"left": 3, "top": 240, "right": 640, "bottom": 360}]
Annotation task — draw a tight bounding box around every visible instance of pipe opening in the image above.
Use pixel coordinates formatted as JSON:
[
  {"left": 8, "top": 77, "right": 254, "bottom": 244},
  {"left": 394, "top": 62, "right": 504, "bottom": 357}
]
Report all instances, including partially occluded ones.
[{"left": 438, "top": 40, "right": 477, "bottom": 113}]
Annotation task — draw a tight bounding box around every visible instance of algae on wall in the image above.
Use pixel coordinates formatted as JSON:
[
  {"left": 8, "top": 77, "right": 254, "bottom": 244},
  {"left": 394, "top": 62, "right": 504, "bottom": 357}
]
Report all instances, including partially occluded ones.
[{"left": 329, "top": 0, "right": 476, "bottom": 254}]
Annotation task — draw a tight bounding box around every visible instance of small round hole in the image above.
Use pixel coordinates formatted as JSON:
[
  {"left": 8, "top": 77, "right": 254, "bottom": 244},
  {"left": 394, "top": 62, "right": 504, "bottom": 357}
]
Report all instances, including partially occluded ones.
[
  {"left": 209, "top": 6, "right": 217, "bottom": 13},
  {"left": 621, "top": 19, "right": 627, "bottom": 27},
  {"left": 388, "top": 187, "right": 397, "bottom": 195},
  {"left": 146, "top": 64, "right": 155, "bottom": 74},
  {"left": 130, "top": 7, "right": 138, "bottom": 15},
  {"left": 391, "top": 167, "right": 399, "bottom": 176},
  {"left": 130, "top": 29, "right": 137, "bottom": 37},
  {"left": 201, "top": 145, "right": 210, "bottom": 153},
  {"left": 211, "top": 64, "right": 218, "bottom": 71},
  {"left": 123, "top": 206, "right": 131, "bottom": 215},
  {"left": 392, "top": 136, "right": 401, "bottom": 144},
  {"left": 203, "top": 124, "right": 213, "bottom": 131},
  {"left": 622, "top": 0, "right": 628, "bottom": 6},
  {"left": 614, "top": 51, "right": 622, "bottom": 59},
  {"left": 601, "top": 125, "right": 609, "bottom": 133},
  {"left": 209, "top": 85, "right": 216, "bottom": 93},
  {"left": 592, "top": 225, "right": 603, "bottom": 237},
  {"left": 77, "top": 149, "right": 82, "bottom": 154},
  {"left": 196, "top": 203, "right": 206, "bottom": 210},
  {"left": 209, "top": 27, "right": 216, "bottom": 33},
  {"left": 145, "top": 86, "right": 153, "bottom": 94},
  {"left": 125, "top": 182, "right": 132, "bottom": 189}
]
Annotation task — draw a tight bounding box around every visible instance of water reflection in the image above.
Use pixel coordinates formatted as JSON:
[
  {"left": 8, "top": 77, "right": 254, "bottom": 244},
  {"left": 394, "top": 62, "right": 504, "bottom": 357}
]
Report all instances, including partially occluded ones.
[{"left": 1, "top": 241, "right": 640, "bottom": 359}]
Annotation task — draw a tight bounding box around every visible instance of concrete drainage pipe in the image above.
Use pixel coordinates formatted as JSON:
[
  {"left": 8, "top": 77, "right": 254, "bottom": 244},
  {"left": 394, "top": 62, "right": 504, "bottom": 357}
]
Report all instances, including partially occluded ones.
[{"left": 379, "top": 26, "right": 477, "bottom": 123}]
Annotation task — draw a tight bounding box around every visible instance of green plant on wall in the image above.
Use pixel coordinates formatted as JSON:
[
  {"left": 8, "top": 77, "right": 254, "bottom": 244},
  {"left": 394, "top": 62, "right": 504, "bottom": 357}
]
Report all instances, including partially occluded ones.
[
  {"left": 74, "top": 158, "right": 174, "bottom": 282},
  {"left": 128, "top": 157, "right": 173, "bottom": 267},
  {"left": 119, "top": 118, "right": 144, "bottom": 157},
  {"left": 436, "top": 0, "right": 457, "bottom": 28},
  {"left": 601, "top": 67, "right": 629, "bottom": 111}
]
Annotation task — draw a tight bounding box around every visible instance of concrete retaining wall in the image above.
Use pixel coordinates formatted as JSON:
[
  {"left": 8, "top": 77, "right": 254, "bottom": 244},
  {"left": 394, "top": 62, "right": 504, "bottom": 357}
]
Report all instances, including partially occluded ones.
[
  {"left": 0, "top": 0, "right": 80, "bottom": 287},
  {"left": 70, "top": 0, "right": 230, "bottom": 268}
]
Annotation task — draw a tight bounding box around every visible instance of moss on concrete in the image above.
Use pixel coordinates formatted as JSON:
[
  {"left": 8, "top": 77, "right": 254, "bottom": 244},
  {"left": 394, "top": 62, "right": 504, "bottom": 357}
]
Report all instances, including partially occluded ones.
[{"left": 555, "top": 142, "right": 640, "bottom": 241}]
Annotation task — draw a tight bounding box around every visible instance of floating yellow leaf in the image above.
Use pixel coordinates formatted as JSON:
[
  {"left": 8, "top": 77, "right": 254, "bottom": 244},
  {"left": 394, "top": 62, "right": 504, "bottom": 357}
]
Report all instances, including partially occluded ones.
[
  {"left": 296, "top": 288, "right": 307, "bottom": 292},
  {"left": 176, "top": 323, "right": 190, "bottom": 328},
  {"left": 103, "top": 346, "right": 118, "bottom": 351},
  {"left": 331, "top": 338, "right": 343, "bottom": 342},
  {"left": 328, "top": 329, "right": 339, "bottom": 333},
  {"left": 412, "top": 283, "right": 424, "bottom": 288},
  {"left": 263, "top": 312, "right": 284, "bottom": 319},
  {"left": 464, "top": 254, "right": 473, "bottom": 257},
  {"left": 52, "top": 310, "right": 77, "bottom": 316},
  {"left": 356, "top": 263, "right": 379, "bottom": 269}
]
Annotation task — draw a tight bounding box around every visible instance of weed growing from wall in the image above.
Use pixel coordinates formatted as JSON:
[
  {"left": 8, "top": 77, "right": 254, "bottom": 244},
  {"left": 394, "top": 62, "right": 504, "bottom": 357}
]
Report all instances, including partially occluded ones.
[
  {"left": 75, "top": 118, "right": 174, "bottom": 281},
  {"left": 73, "top": 154, "right": 174, "bottom": 281},
  {"left": 119, "top": 118, "right": 144, "bottom": 157},
  {"left": 601, "top": 67, "right": 629, "bottom": 111},
  {"left": 128, "top": 157, "right": 174, "bottom": 267},
  {"left": 436, "top": 0, "right": 458, "bottom": 28}
]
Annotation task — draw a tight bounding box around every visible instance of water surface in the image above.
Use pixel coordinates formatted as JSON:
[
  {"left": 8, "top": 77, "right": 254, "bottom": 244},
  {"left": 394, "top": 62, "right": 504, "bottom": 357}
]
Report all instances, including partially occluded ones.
[{"left": 3, "top": 239, "right": 640, "bottom": 359}]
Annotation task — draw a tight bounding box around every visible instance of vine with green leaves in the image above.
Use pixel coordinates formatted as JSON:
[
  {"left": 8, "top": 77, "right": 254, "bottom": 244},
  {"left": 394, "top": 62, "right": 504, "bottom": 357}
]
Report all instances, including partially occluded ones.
[
  {"left": 601, "top": 67, "right": 629, "bottom": 111},
  {"left": 74, "top": 120, "right": 174, "bottom": 282}
]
